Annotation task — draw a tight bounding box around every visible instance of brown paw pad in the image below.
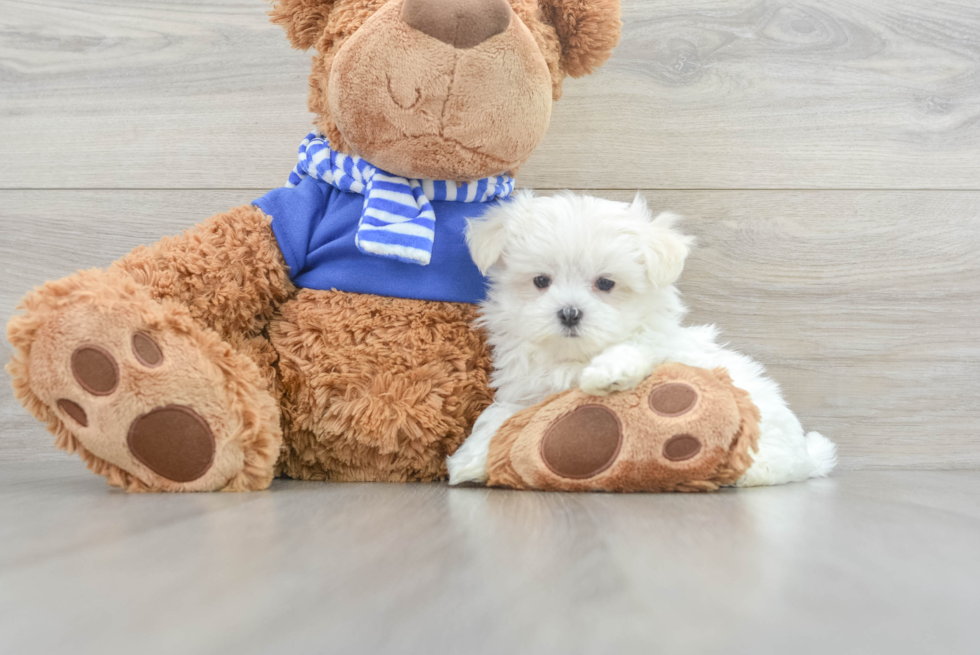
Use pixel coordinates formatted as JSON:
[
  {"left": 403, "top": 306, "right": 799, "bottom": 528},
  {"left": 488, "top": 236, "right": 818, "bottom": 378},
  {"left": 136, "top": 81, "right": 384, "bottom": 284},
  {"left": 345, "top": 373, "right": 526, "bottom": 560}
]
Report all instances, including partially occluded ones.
[
  {"left": 649, "top": 382, "right": 698, "bottom": 417},
  {"left": 57, "top": 399, "right": 88, "bottom": 427},
  {"left": 541, "top": 405, "right": 622, "bottom": 480},
  {"left": 663, "top": 434, "right": 702, "bottom": 461},
  {"left": 71, "top": 346, "right": 119, "bottom": 396},
  {"left": 127, "top": 405, "right": 215, "bottom": 483},
  {"left": 132, "top": 332, "right": 163, "bottom": 367}
]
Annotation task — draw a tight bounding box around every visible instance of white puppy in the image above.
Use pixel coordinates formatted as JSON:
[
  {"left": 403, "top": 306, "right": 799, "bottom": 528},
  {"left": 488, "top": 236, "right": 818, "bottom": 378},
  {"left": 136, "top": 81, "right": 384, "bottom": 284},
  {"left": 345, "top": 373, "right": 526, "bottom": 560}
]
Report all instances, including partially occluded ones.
[{"left": 447, "top": 191, "right": 837, "bottom": 487}]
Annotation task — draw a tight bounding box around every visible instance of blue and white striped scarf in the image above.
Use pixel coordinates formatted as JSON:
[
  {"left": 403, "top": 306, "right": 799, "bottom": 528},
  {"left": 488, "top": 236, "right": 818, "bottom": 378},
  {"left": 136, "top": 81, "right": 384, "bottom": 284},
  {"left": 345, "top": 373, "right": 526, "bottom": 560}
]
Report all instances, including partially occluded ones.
[{"left": 287, "top": 133, "right": 515, "bottom": 266}]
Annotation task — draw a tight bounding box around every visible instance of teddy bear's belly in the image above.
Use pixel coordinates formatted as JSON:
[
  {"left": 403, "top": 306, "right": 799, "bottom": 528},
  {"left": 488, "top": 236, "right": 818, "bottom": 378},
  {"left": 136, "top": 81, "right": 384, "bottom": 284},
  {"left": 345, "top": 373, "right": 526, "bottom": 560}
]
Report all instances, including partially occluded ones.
[{"left": 269, "top": 289, "right": 493, "bottom": 482}]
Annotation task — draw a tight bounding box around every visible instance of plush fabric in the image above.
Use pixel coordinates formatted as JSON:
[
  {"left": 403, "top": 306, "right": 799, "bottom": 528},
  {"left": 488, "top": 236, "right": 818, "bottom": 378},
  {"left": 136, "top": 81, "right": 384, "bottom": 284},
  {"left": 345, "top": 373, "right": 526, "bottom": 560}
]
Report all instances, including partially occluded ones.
[
  {"left": 538, "top": 0, "right": 622, "bottom": 78},
  {"left": 271, "top": 289, "right": 493, "bottom": 482},
  {"left": 279, "top": 133, "right": 514, "bottom": 265},
  {"left": 110, "top": 204, "right": 296, "bottom": 340},
  {"left": 485, "top": 363, "right": 761, "bottom": 493}
]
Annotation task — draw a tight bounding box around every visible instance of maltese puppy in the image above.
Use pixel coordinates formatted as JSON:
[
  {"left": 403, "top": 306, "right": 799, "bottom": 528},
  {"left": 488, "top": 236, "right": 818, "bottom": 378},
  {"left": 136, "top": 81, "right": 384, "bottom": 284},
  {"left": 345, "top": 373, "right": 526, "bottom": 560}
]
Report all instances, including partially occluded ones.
[{"left": 447, "top": 191, "right": 837, "bottom": 487}]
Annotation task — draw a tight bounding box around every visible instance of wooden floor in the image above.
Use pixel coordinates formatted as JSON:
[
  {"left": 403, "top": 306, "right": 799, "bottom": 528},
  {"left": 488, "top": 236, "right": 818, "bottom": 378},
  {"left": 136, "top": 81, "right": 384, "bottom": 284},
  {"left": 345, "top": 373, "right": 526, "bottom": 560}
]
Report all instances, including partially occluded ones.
[
  {"left": 1, "top": 2, "right": 980, "bottom": 652},
  {"left": 1, "top": 459, "right": 979, "bottom": 654}
]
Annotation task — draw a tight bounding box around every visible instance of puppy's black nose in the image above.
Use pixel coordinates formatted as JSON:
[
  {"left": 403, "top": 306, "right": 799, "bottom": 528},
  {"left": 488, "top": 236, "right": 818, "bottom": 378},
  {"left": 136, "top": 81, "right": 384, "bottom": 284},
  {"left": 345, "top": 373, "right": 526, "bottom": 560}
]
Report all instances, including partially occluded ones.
[{"left": 558, "top": 306, "right": 582, "bottom": 328}]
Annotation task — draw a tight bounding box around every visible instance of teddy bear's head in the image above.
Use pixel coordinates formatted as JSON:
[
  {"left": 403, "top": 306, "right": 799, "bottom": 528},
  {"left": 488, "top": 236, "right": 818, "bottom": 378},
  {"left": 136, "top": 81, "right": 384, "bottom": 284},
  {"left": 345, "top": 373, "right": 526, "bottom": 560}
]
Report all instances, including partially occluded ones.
[{"left": 269, "top": 0, "right": 621, "bottom": 181}]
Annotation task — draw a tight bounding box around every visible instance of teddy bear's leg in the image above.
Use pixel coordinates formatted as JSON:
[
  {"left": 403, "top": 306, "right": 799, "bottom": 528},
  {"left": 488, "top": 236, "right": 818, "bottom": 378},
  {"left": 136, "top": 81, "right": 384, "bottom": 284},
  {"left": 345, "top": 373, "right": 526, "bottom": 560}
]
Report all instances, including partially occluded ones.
[
  {"left": 6, "top": 206, "right": 294, "bottom": 491},
  {"left": 269, "top": 290, "right": 493, "bottom": 482}
]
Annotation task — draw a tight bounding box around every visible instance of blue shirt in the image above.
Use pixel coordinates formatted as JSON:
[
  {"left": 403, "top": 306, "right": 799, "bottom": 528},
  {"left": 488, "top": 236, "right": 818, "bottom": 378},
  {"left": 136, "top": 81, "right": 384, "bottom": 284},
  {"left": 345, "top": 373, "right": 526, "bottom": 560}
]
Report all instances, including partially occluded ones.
[{"left": 254, "top": 176, "right": 496, "bottom": 304}]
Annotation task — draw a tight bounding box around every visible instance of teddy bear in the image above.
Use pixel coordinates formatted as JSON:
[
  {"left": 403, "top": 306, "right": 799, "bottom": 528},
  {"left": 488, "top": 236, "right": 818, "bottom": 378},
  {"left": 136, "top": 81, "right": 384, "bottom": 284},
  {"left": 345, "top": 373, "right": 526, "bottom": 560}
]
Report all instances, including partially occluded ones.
[{"left": 5, "top": 0, "right": 624, "bottom": 492}]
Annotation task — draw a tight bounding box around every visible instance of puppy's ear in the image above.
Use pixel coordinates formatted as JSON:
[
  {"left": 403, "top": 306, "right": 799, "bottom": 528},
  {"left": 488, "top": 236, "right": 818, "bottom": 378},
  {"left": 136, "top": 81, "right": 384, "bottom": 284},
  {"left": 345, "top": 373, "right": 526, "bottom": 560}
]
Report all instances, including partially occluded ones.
[
  {"left": 467, "top": 202, "right": 515, "bottom": 275},
  {"left": 539, "top": 0, "right": 622, "bottom": 78},
  {"left": 629, "top": 195, "right": 694, "bottom": 288},
  {"left": 268, "top": 0, "right": 336, "bottom": 51}
]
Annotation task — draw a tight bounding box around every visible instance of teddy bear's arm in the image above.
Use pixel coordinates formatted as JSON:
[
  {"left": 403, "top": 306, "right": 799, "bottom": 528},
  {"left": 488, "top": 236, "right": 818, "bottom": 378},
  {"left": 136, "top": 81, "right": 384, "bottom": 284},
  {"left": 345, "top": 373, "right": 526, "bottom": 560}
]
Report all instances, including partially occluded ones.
[{"left": 109, "top": 205, "right": 295, "bottom": 340}]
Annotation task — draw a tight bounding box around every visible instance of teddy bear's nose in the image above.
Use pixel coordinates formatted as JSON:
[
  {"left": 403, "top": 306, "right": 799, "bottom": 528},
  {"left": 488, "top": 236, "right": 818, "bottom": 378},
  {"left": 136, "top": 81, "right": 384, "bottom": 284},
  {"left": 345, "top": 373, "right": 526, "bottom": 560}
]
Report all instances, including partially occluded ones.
[{"left": 401, "top": 0, "right": 512, "bottom": 49}]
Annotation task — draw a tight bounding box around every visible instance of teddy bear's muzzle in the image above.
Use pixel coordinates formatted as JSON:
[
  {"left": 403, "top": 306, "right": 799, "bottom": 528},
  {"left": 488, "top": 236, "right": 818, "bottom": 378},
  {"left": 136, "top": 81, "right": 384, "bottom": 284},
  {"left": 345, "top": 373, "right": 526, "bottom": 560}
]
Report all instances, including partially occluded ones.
[{"left": 328, "top": 0, "right": 553, "bottom": 181}]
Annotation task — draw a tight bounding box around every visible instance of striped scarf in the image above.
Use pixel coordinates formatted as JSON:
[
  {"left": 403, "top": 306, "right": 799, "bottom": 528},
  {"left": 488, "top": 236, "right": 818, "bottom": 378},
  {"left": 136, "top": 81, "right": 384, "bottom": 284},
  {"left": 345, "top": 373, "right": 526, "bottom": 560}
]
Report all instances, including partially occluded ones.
[{"left": 287, "top": 133, "right": 515, "bottom": 266}]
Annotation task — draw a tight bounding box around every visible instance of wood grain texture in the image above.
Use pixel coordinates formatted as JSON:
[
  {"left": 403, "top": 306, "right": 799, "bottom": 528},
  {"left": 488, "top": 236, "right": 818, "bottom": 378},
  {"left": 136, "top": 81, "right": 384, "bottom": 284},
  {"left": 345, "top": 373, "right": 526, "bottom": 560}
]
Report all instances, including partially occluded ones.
[
  {"left": 2, "top": 461, "right": 980, "bottom": 654},
  {"left": 2, "top": 0, "right": 980, "bottom": 189},
  {"left": 2, "top": 190, "right": 978, "bottom": 469}
]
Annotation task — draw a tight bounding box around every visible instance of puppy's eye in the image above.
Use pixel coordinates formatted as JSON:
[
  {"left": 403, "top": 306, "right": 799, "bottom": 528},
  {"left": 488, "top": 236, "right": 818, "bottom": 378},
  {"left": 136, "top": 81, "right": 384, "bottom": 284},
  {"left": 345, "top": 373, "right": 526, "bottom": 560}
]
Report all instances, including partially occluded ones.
[
  {"left": 596, "top": 277, "right": 615, "bottom": 292},
  {"left": 533, "top": 275, "right": 552, "bottom": 289}
]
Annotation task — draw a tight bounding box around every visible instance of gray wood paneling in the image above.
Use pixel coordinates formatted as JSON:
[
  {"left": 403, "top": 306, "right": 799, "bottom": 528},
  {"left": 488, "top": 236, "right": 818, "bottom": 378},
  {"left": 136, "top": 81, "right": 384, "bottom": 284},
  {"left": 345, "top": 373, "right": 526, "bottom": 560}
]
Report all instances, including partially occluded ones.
[
  {"left": 2, "top": 190, "right": 978, "bottom": 469},
  {"left": 2, "top": 0, "right": 979, "bottom": 189}
]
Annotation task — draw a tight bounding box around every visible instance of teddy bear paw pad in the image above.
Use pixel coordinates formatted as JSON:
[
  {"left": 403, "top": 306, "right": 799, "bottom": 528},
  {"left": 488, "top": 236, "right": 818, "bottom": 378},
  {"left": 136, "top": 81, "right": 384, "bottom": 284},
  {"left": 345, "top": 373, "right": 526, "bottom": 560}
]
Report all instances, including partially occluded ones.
[
  {"left": 648, "top": 382, "right": 697, "bottom": 416},
  {"left": 71, "top": 345, "right": 119, "bottom": 395},
  {"left": 132, "top": 331, "right": 164, "bottom": 367},
  {"left": 56, "top": 398, "right": 88, "bottom": 427},
  {"left": 540, "top": 405, "right": 622, "bottom": 479},
  {"left": 127, "top": 405, "right": 215, "bottom": 483},
  {"left": 52, "top": 331, "right": 217, "bottom": 485},
  {"left": 23, "top": 296, "right": 259, "bottom": 491},
  {"left": 662, "top": 433, "right": 701, "bottom": 461}
]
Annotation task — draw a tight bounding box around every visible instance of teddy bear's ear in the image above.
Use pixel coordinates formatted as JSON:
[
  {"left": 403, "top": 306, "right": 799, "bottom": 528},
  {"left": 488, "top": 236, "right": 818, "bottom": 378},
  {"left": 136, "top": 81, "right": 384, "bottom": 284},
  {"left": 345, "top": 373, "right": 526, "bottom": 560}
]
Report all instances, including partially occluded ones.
[
  {"left": 268, "top": 0, "right": 336, "bottom": 51},
  {"left": 538, "top": 0, "right": 622, "bottom": 78}
]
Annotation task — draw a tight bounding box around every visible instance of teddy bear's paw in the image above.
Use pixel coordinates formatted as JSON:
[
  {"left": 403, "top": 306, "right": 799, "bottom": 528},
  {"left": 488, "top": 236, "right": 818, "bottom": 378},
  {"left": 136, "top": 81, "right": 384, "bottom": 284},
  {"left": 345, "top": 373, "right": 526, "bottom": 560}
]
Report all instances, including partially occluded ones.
[
  {"left": 486, "top": 363, "right": 762, "bottom": 492},
  {"left": 9, "top": 271, "right": 280, "bottom": 492}
]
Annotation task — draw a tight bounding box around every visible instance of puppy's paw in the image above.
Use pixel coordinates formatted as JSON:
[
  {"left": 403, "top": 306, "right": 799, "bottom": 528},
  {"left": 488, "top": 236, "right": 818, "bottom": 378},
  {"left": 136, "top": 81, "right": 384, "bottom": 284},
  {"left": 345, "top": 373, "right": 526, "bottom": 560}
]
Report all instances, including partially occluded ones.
[
  {"left": 447, "top": 426, "right": 493, "bottom": 485},
  {"left": 447, "top": 402, "right": 522, "bottom": 485},
  {"left": 580, "top": 346, "right": 651, "bottom": 396}
]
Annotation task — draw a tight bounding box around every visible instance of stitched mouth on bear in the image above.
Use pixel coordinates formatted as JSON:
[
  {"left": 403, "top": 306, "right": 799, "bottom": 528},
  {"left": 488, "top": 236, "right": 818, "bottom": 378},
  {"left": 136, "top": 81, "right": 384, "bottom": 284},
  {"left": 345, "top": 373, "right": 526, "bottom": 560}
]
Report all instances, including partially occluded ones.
[
  {"left": 386, "top": 74, "right": 423, "bottom": 111},
  {"left": 371, "top": 134, "right": 513, "bottom": 172}
]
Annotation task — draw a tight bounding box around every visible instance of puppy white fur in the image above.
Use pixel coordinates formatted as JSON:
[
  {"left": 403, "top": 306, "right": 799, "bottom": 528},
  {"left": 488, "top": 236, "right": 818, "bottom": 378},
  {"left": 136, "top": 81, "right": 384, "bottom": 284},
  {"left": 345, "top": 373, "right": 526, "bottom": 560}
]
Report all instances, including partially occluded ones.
[{"left": 447, "top": 191, "right": 837, "bottom": 487}]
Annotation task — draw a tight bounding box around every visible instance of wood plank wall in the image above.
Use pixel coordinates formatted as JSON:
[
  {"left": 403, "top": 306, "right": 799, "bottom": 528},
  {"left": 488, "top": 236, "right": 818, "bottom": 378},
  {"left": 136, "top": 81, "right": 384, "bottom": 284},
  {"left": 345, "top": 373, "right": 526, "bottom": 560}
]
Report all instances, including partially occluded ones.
[{"left": 2, "top": 1, "right": 979, "bottom": 468}]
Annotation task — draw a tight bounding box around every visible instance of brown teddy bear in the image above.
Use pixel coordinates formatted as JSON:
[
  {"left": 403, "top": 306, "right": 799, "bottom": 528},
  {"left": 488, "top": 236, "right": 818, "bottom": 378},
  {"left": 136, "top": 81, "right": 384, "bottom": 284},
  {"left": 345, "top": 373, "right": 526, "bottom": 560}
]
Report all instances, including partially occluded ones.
[{"left": 6, "top": 0, "right": 623, "bottom": 492}]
